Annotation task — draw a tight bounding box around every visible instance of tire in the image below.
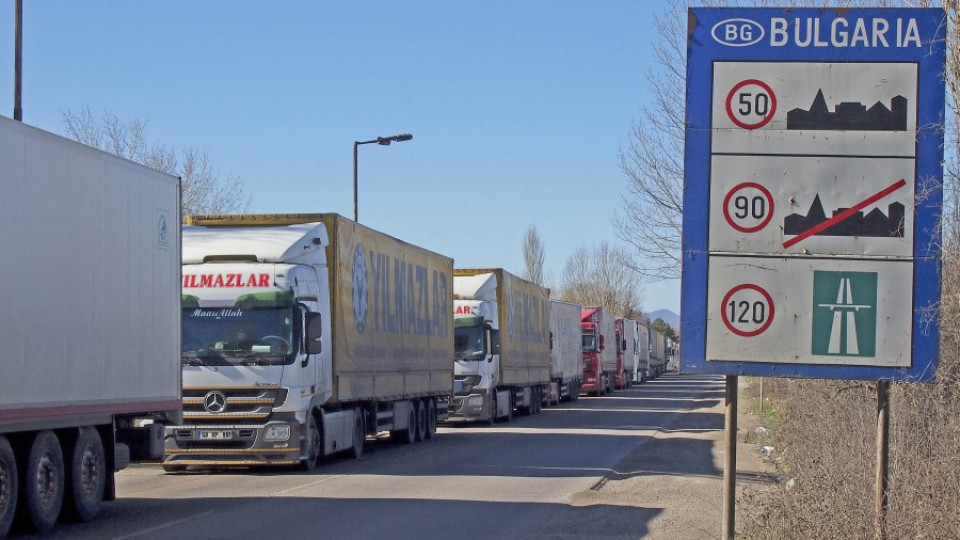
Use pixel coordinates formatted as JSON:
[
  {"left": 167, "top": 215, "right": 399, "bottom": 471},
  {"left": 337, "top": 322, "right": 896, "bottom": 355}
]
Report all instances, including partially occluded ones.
[
  {"left": 403, "top": 405, "right": 416, "bottom": 444},
  {"left": 502, "top": 392, "right": 513, "bottom": 423},
  {"left": 0, "top": 436, "right": 17, "bottom": 539},
  {"left": 300, "top": 414, "right": 321, "bottom": 471},
  {"left": 415, "top": 400, "right": 428, "bottom": 442},
  {"left": 425, "top": 399, "right": 437, "bottom": 440},
  {"left": 351, "top": 411, "right": 365, "bottom": 460},
  {"left": 21, "top": 430, "right": 64, "bottom": 533},
  {"left": 66, "top": 427, "right": 105, "bottom": 522},
  {"left": 391, "top": 403, "right": 417, "bottom": 444}
]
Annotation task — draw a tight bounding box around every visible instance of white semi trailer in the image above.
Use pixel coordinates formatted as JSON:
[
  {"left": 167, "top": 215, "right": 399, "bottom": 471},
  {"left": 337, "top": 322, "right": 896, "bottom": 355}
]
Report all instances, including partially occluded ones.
[
  {"left": 622, "top": 319, "right": 644, "bottom": 386},
  {"left": 165, "top": 214, "right": 453, "bottom": 470},
  {"left": 548, "top": 299, "right": 583, "bottom": 404},
  {"left": 0, "top": 116, "right": 181, "bottom": 537}
]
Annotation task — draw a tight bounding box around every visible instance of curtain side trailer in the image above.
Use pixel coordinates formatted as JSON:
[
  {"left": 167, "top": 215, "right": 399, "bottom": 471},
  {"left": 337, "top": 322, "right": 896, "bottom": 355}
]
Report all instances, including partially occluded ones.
[
  {"left": 449, "top": 269, "right": 551, "bottom": 423},
  {"left": 165, "top": 214, "right": 453, "bottom": 471}
]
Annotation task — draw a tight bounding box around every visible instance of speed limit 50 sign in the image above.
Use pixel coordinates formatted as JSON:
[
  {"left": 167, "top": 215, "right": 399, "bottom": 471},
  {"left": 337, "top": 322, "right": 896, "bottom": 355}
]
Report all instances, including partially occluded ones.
[{"left": 680, "top": 8, "right": 945, "bottom": 382}]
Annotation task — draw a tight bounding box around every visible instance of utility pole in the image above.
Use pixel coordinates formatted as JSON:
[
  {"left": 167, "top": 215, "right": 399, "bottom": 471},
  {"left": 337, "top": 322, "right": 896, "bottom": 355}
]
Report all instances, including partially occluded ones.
[{"left": 14, "top": 0, "right": 24, "bottom": 121}]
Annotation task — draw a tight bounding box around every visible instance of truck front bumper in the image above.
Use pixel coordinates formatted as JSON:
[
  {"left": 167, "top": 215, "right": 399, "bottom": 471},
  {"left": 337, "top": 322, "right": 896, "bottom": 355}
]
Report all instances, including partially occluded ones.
[
  {"left": 163, "top": 418, "right": 303, "bottom": 468},
  {"left": 581, "top": 374, "right": 602, "bottom": 393},
  {"left": 446, "top": 392, "right": 491, "bottom": 422}
]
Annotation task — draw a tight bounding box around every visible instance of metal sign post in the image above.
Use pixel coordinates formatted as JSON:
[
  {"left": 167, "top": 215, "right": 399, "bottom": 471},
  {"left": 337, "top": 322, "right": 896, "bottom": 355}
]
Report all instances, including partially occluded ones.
[
  {"left": 722, "top": 375, "right": 738, "bottom": 540},
  {"left": 681, "top": 8, "right": 946, "bottom": 537},
  {"left": 875, "top": 380, "right": 891, "bottom": 540}
]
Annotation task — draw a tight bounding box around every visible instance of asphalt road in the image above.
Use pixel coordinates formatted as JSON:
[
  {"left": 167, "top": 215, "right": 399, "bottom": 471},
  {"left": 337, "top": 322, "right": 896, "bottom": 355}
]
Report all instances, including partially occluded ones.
[{"left": 11, "top": 373, "right": 728, "bottom": 540}]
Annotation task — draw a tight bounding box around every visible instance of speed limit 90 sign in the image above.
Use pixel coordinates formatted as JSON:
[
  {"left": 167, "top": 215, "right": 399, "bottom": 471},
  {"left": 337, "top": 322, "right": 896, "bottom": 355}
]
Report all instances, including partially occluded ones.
[
  {"left": 722, "top": 182, "right": 774, "bottom": 233},
  {"left": 725, "top": 79, "right": 777, "bottom": 129}
]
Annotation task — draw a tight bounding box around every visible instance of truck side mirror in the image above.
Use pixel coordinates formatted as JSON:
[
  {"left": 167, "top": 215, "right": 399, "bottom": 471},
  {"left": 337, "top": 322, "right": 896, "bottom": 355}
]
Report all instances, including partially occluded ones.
[
  {"left": 489, "top": 328, "right": 501, "bottom": 359},
  {"left": 304, "top": 312, "right": 322, "bottom": 358},
  {"left": 599, "top": 334, "right": 606, "bottom": 351},
  {"left": 549, "top": 331, "right": 554, "bottom": 351}
]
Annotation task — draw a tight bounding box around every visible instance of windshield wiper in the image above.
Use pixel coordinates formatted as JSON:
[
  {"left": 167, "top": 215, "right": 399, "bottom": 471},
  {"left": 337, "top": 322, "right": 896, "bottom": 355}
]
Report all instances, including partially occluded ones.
[{"left": 238, "top": 355, "right": 286, "bottom": 366}]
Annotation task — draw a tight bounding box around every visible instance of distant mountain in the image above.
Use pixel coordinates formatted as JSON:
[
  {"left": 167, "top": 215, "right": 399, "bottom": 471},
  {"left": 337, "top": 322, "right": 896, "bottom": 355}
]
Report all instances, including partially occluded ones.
[{"left": 647, "top": 309, "right": 679, "bottom": 329}]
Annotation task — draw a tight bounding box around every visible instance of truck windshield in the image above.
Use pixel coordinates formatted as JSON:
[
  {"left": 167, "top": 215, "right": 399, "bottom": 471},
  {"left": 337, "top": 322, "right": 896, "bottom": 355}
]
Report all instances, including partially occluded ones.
[
  {"left": 582, "top": 334, "right": 597, "bottom": 351},
  {"left": 454, "top": 325, "right": 485, "bottom": 361},
  {"left": 182, "top": 306, "right": 298, "bottom": 366}
]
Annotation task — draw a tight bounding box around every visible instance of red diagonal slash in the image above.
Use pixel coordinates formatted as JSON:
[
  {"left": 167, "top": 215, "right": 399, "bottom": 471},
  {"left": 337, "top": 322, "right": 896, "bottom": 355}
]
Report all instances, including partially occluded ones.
[{"left": 783, "top": 178, "right": 907, "bottom": 249}]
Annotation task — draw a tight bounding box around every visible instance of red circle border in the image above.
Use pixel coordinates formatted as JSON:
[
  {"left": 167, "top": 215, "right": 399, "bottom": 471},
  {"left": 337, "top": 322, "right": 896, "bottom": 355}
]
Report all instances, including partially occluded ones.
[
  {"left": 722, "top": 182, "right": 775, "bottom": 233},
  {"left": 725, "top": 79, "right": 778, "bottom": 130},
  {"left": 721, "top": 283, "right": 775, "bottom": 337}
]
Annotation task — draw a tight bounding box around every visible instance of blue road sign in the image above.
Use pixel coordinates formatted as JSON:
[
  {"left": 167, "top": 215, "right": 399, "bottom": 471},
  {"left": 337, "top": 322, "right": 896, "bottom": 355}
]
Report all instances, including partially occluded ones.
[{"left": 680, "top": 8, "right": 946, "bottom": 381}]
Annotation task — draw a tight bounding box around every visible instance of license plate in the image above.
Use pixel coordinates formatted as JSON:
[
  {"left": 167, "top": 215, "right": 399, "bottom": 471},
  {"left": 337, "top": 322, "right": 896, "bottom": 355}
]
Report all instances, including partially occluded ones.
[{"left": 197, "top": 430, "right": 233, "bottom": 440}]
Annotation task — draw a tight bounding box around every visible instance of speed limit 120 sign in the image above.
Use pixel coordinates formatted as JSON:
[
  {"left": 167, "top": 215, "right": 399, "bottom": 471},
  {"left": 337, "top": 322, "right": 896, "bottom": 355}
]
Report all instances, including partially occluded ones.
[{"left": 681, "top": 7, "right": 945, "bottom": 382}]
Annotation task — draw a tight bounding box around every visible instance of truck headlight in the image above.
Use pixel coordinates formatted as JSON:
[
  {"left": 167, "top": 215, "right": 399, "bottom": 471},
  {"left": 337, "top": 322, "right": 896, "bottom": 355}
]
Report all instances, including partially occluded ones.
[
  {"left": 263, "top": 425, "right": 291, "bottom": 442},
  {"left": 466, "top": 395, "right": 484, "bottom": 408}
]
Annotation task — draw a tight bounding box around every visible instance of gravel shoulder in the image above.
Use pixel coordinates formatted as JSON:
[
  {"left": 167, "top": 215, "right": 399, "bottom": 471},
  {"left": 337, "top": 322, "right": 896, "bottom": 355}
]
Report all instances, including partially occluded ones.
[{"left": 572, "top": 374, "right": 779, "bottom": 540}]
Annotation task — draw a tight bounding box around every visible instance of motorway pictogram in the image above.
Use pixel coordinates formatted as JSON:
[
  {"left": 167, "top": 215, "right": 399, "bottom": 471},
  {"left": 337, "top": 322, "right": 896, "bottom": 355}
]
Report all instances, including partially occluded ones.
[{"left": 812, "top": 271, "right": 878, "bottom": 357}]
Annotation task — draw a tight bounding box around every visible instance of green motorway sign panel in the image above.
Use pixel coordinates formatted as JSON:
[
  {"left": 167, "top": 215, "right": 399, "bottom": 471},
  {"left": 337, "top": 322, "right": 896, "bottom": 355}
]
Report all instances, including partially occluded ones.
[{"left": 812, "top": 271, "right": 877, "bottom": 358}]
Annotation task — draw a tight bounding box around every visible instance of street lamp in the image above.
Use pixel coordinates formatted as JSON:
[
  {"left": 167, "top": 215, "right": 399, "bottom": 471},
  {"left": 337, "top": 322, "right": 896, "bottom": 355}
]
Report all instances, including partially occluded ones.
[{"left": 353, "top": 133, "right": 413, "bottom": 222}]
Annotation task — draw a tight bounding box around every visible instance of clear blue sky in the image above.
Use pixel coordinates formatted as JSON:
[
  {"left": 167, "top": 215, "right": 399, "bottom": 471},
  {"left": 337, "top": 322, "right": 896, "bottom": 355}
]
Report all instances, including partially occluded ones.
[{"left": 0, "top": 0, "right": 681, "bottom": 314}]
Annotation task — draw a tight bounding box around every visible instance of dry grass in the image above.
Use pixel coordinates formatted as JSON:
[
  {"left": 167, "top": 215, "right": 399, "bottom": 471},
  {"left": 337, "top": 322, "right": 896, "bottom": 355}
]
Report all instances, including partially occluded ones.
[{"left": 739, "top": 242, "right": 960, "bottom": 539}]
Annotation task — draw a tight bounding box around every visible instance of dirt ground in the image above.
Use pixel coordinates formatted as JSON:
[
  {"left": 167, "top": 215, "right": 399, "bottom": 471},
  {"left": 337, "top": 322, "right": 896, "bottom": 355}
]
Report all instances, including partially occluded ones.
[{"left": 572, "top": 374, "right": 778, "bottom": 540}]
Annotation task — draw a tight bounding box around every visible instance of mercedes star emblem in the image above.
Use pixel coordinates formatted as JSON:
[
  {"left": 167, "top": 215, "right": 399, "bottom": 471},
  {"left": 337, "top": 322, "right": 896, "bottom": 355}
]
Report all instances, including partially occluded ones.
[{"left": 203, "top": 391, "right": 228, "bottom": 413}]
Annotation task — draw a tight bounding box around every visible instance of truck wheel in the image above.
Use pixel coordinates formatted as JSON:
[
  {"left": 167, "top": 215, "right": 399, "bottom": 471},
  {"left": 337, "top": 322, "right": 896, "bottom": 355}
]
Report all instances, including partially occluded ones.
[
  {"left": 502, "top": 393, "right": 513, "bottom": 423},
  {"left": 390, "top": 404, "right": 417, "bottom": 444},
  {"left": 425, "top": 399, "right": 437, "bottom": 440},
  {"left": 21, "top": 430, "right": 64, "bottom": 533},
  {"left": 351, "top": 412, "right": 365, "bottom": 460},
  {"left": 415, "top": 400, "right": 428, "bottom": 442},
  {"left": 0, "top": 436, "right": 17, "bottom": 539},
  {"left": 403, "top": 405, "right": 417, "bottom": 444},
  {"left": 66, "top": 427, "right": 105, "bottom": 522},
  {"left": 532, "top": 387, "right": 541, "bottom": 414},
  {"left": 300, "top": 414, "right": 321, "bottom": 471}
]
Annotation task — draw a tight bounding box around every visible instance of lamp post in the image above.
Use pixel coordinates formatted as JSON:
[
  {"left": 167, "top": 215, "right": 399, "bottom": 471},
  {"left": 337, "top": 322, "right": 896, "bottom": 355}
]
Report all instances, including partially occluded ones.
[{"left": 353, "top": 133, "right": 413, "bottom": 222}]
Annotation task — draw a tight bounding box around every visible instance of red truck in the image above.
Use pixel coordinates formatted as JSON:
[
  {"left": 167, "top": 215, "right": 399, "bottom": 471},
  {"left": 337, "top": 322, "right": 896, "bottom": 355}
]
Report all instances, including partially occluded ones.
[{"left": 580, "top": 307, "right": 616, "bottom": 395}]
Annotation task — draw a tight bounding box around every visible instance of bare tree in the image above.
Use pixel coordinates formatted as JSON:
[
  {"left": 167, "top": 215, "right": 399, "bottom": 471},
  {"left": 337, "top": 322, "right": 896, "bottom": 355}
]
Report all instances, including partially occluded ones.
[
  {"left": 557, "top": 242, "right": 644, "bottom": 318},
  {"left": 613, "top": 0, "right": 690, "bottom": 281},
  {"left": 62, "top": 106, "right": 250, "bottom": 217},
  {"left": 521, "top": 225, "right": 546, "bottom": 286}
]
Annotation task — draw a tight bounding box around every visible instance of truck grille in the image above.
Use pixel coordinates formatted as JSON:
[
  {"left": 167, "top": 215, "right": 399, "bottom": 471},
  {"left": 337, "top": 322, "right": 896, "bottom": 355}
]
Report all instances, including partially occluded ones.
[{"left": 182, "top": 386, "right": 286, "bottom": 425}]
